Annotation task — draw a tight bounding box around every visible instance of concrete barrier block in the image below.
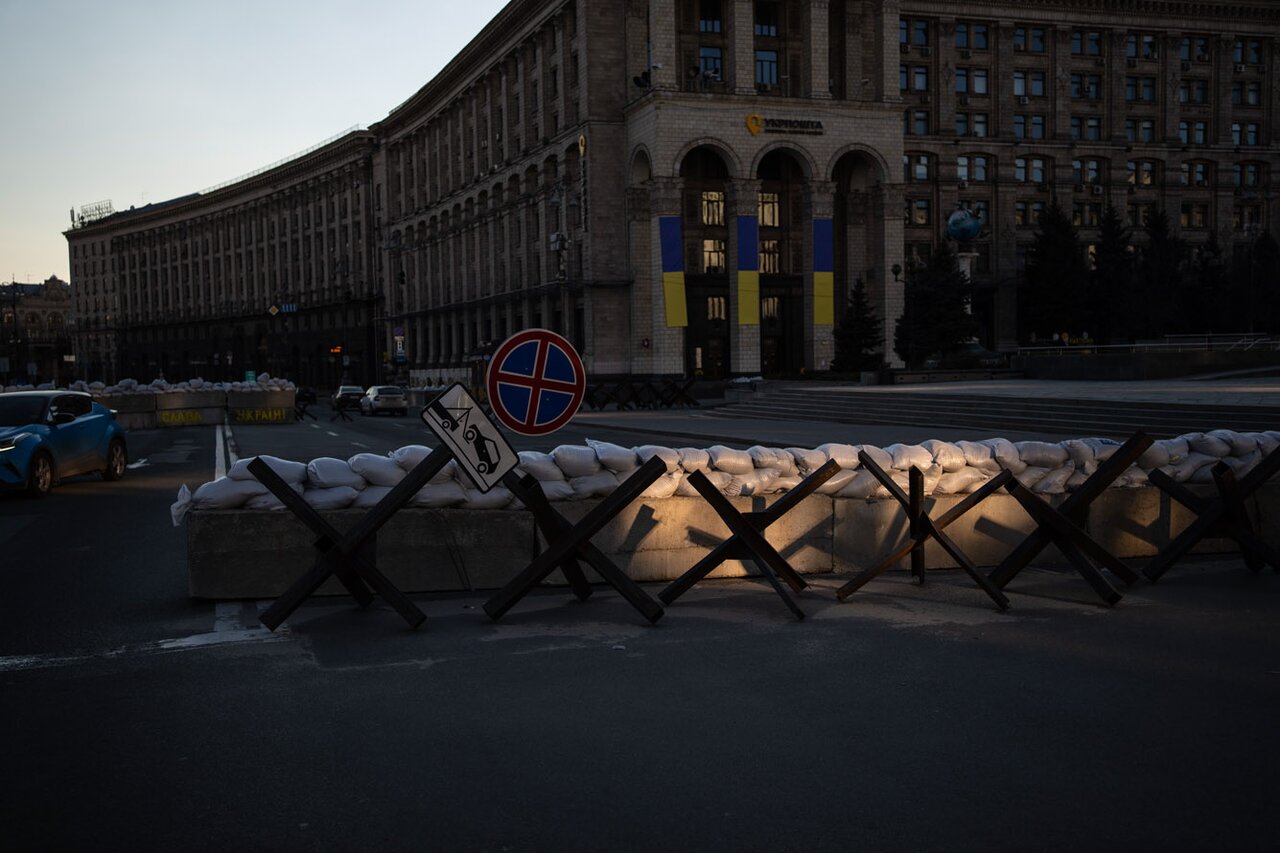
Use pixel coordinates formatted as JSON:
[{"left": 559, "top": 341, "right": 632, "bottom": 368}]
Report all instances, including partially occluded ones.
[
  {"left": 155, "top": 391, "right": 226, "bottom": 410},
  {"left": 187, "top": 507, "right": 537, "bottom": 598},
  {"left": 95, "top": 393, "right": 156, "bottom": 414},
  {"left": 227, "top": 390, "right": 295, "bottom": 425}
]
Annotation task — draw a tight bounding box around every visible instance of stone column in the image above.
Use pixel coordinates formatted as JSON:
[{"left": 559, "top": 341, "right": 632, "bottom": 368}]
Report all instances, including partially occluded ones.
[
  {"left": 649, "top": 0, "right": 679, "bottom": 91},
  {"left": 646, "top": 176, "right": 686, "bottom": 375},
  {"left": 804, "top": 0, "right": 831, "bottom": 99},
  {"left": 727, "top": 178, "right": 763, "bottom": 375},
  {"left": 880, "top": 181, "right": 906, "bottom": 365},
  {"left": 802, "top": 180, "right": 837, "bottom": 371},
  {"left": 731, "top": 0, "right": 756, "bottom": 95}
]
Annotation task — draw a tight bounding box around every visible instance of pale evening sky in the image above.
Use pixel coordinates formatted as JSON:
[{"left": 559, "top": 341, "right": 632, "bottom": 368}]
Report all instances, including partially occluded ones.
[{"left": 0, "top": 0, "right": 510, "bottom": 284}]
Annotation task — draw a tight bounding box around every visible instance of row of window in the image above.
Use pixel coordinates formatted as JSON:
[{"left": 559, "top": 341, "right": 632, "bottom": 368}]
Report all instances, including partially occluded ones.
[
  {"left": 901, "top": 19, "right": 1267, "bottom": 66},
  {"left": 904, "top": 108, "right": 1266, "bottom": 145},
  {"left": 905, "top": 153, "right": 1269, "bottom": 188},
  {"left": 696, "top": 1, "right": 780, "bottom": 38},
  {"left": 901, "top": 65, "right": 1265, "bottom": 107},
  {"left": 694, "top": 191, "right": 784, "bottom": 228},
  {"left": 903, "top": 196, "right": 1263, "bottom": 232},
  {"left": 697, "top": 46, "right": 780, "bottom": 85}
]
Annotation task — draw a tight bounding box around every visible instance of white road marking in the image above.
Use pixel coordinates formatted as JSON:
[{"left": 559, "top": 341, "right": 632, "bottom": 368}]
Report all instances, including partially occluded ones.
[
  {"left": 127, "top": 458, "right": 149, "bottom": 469},
  {"left": 0, "top": 602, "right": 290, "bottom": 673},
  {"left": 310, "top": 423, "right": 321, "bottom": 430},
  {"left": 214, "top": 424, "right": 226, "bottom": 479},
  {"left": 224, "top": 424, "right": 239, "bottom": 464},
  {"left": 351, "top": 441, "right": 370, "bottom": 449},
  {"left": 326, "top": 430, "right": 339, "bottom": 437}
]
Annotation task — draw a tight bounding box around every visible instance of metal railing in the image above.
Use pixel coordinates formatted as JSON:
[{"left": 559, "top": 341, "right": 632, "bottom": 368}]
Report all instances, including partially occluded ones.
[{"left": 1015, "top": 334, "right": 1279, "bottom": 357}]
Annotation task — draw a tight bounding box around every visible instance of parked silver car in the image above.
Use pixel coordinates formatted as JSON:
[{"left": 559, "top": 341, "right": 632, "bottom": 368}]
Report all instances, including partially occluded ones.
[{"left": 359, "top": 385, "right": 408, "bottom": 416}]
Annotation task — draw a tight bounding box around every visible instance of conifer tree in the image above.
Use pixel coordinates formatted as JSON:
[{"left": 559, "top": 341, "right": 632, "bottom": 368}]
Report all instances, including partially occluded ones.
[
  {"left": 832, "top": 277, "right": 885, "bottom": 372},
  {"left": 1023, "top": 201, "right": 1088, "bottom": 341},
  {"left": 894, "top": 243, "right": 978, "bottom": 367}
]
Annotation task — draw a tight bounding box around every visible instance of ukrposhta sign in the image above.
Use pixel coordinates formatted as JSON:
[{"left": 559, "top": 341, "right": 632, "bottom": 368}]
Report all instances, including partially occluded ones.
[{"left": 421, "top": 383, "right": 517, "bottom": 492}]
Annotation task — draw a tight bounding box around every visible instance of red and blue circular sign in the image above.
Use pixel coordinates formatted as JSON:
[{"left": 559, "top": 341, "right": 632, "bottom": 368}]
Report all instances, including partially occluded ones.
[{"left": 486, "top": 329, "right": 585, "bottom": 436}]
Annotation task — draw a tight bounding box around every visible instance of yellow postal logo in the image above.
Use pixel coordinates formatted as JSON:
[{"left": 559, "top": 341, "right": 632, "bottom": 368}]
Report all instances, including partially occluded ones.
[{"left": 745, "top": 113, "right": 764, "bottom": 136}]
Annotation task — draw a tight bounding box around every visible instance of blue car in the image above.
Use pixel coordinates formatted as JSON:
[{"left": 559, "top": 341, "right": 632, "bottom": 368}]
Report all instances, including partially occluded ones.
[{"left": 0, "top": 391, "right": 128, "bottom": 498}]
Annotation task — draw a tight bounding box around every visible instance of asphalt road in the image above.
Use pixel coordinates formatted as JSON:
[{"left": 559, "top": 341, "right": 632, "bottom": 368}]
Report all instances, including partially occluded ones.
[{"left": 1, "top": 411, "right": 1278, "bottom": 852}]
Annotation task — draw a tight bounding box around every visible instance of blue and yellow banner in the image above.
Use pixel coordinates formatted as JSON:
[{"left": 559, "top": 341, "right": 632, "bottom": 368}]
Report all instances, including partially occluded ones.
[
  {"left": 813, "top": 219, "right": 834, "bottom": 325},
  {"left": 659, "top": 216, "right": 687, "bottom": 327},
  {"left": 736, "top": 215, "right": 760, "bottom": 326}
]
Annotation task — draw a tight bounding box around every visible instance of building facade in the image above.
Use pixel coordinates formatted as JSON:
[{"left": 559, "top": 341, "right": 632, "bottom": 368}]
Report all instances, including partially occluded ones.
[
  {"left": 66, "top": 0, "right": 1280, "bottom": 385},
  {"left": 1, "top": 277, "right": 74, "bottom": 386}
]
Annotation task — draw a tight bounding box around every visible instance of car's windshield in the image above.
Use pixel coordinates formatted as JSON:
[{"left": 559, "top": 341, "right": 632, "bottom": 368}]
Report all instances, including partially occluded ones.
[
  {"left": 376, "top": 387, "right": 403, "bottom": 394},
  {"left": 0, "top": 396, "right": 48, "bottom": 426}
]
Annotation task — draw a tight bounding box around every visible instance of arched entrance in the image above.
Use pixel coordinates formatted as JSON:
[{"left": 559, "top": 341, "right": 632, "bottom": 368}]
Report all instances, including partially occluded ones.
[
  {"left": 679, "top": 145, "right": 732, "bottom": 379},
  {"left": 832, "top": 149, "right": 890, "bottom": 363},
  {"left": 757, "top": 148, "right": 807, "bottom": 376}
]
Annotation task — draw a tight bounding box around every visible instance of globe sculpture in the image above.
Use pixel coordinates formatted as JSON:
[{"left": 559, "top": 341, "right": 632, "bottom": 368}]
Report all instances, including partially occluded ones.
[{"left": 946, "top": 207, "right": 983, "bottom": 242}]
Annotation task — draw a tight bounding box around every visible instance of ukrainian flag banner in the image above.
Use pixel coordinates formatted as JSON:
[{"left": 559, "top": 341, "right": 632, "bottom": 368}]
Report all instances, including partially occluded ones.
[
  {"left": 813, "top": 219, "right": 835, "bottom": 325},
  {"left": 659, "top": 216, "right": 688, "bottom": 327},
  {"left": 736, "top": 215, "right": 760, "bottom": 325}
]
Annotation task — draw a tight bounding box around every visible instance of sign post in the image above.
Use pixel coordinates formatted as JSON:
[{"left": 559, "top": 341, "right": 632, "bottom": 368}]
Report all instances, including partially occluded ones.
[{"left": 480, "top": 328, "right": 665, "bottom": 624}]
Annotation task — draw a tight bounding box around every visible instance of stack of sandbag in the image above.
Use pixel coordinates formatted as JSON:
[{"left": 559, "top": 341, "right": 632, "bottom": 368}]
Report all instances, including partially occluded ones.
[{"left": 172, "top": 429, "right": 1280, "bottom": 525}]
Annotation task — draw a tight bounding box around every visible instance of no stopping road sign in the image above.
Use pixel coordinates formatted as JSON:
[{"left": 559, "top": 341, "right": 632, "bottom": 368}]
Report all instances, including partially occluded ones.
[{"left": 485, "top": 329, "right": 585, "bottom": 436}]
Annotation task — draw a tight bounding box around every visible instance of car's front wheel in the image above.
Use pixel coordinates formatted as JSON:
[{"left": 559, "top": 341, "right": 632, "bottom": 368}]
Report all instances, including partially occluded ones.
[
  {"left": 27, "top": 451, "right": 53, "bottom": 498},
  {"left": 103, "top": 439, "right": 127, "bottom": 481}
]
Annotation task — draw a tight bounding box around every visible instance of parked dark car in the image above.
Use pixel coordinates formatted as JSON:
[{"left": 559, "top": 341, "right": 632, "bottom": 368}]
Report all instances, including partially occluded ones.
[
  {"left": 331, "top": 385, "right": 364, "bottom": 410},
  {"left": 0, "top": 390, "right": 128, "bottom": 498}
]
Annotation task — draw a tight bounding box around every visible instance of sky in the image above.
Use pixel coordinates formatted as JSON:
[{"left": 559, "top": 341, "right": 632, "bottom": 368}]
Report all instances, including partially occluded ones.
[{"left": 0, "top": 0, "right": 510, "bottom": 284}]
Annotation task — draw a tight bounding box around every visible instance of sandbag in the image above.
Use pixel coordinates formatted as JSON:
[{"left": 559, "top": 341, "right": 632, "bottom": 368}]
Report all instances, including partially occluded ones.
[
  {"left": 1222, "top": 449, "right": 1261, "bottom": 476},
  {"left": 787, "top": 447, "right": 828, "bottom": 476},
  {"left": 641, "top": 471, "right": 683, "bottom": 499},
  {"left": 636, "top": 445, "right": 681, "bottom": 473},
  {"left": 1115, "top": 465, "right": 1149, "bottom": 488},
  {"left": 1165, "top": 451, "right": 1217, "bottom": 482},
  {"left": 677, "top": 448, "right": 711, "bottom": 473},
  {"left": 816, "top": 443, "right": 861, "bottom": 470},
  {"left": 1062, "top": 440, "right": 1098, "bottom": 474},
  {"left": 409, "top": 481, "right": 467, "bottom": 508},
  {"left": 707, "top": 445, "right": 754, "bottom": 475},
  {"left": 190, "top": 476, "right": 268, "bottom": 510},
  {"left": 306, "top": 457, "right": 368, "bottom": 490},
  {"left": 935, "top": 467, "right": 989, "bottom": 495},
  {"left": 748, "top": 446, "right": 796, "bottom": 475},
  {"left": 675, "top": 470, "right": 735, "bottom": 497},
  {"left": 228, "top": 455, "right": 307, "bottom": 484},
  {"left": 855, "top": 444, "right": 893, "bottom": 472},
  {"left": 921, "top": 439, "right": 967, "bottom": 473},
  {"left": 553, "top": 444, "right": 601, "bottom": 477},
  {"left": 244, "top": 492, "right": 292, "bottom": 511},
  {"left": 1032, "top": 463, "right": 1075, "bottom": 495},
  {"left": 814, "top": 469, "right": 858, "bottom": 495},
  {"left": 1014, "top": 466, "right": 1050, "bottom": 489},
  {"left": 837, "top": 469, "right": 888, "bottom": 499},
  {"left": 1082, "top": 437, "right": 1120, "bottom": 462},
  {"left": 460, "top": 486, "right": 514, "bottom": 509},
  {"left": 771, "top": 475, "right": 802, "bottom": 492},
  {"left": 733, "top": 469, "right": 779, "bottom": 496},
  {"left": 517, "top": 450, "right": 565, "bottom": 481},
  {"left": 1016, "top": 441, "right": 1070, "bottom": 468},
  {"left": 1186, "top": 432, "right": 1231, "bottom": 458},
  {"left": 1208, "top": 429, "right": 1258, "bottom": 457},
  {"left": 348, "top": 453, "right": 406, "bottom": 487},
  {"left": 886, "top": 443, "right": 933, "bottom": 471},
  {"left": 981, "top": 438, "right": 1027, "bottom": 474},
  {"left": 957, "top": 440, "right": 999, "bottom": 473},
  {"left": 570, "top": 471, "right": 622, "bottom": 499},
  {"left": 588, "top": 439, "right": 639, "bottom": 473},
  {"left": 302, "top": 486, "right": 359, "bottom": 510},
  {"left": 353, "top": 485, "right": 394, "bottom": 508},
  {"left": 1245, "top": 432, "right": 1279, "bottom": 458}
]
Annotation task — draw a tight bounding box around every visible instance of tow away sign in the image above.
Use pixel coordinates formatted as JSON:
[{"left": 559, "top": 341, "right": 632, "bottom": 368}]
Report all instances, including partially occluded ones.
[{"left": 421, "top": 383, "right": 517, "bottom": 492}]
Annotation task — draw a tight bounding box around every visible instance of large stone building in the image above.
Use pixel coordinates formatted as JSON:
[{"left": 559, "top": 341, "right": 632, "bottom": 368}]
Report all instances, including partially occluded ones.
[
  {"left": 1, "top": 277, "right": 74, "bottom": 386},
  {"left": 66, "top": 0, "right": 1280, "bottom": 385}
]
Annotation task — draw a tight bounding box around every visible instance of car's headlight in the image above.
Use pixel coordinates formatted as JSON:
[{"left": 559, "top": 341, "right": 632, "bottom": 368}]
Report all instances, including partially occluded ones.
[{"left": 0, "top": 432, "right": 34, "bottom": 451}]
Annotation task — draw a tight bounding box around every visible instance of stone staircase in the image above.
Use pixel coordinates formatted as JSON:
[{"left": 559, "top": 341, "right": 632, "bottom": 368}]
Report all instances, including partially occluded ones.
[{"left": 710, "top": 385, "right": 1280, "bottom": 438}]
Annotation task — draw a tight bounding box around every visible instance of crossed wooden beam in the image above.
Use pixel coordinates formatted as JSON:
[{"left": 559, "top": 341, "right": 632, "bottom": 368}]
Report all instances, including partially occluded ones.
[
  {"left": 660, "top": 460, "right": 842, "bottom": 620},
  {"left": 249, "top": 449, "right": 456, "bottom": 631},
  {"left": 1144, "top": 448, "right": 1280, "bottom": 582},
  {"left": 988, "top": 431, "right": 1153, "bottom": 605},
  {"left": 835, "top": 452, "right": 1014, "bottom": 610},
  {"left": 483, "top": 456, "right": 667, "bottom": 623}
]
